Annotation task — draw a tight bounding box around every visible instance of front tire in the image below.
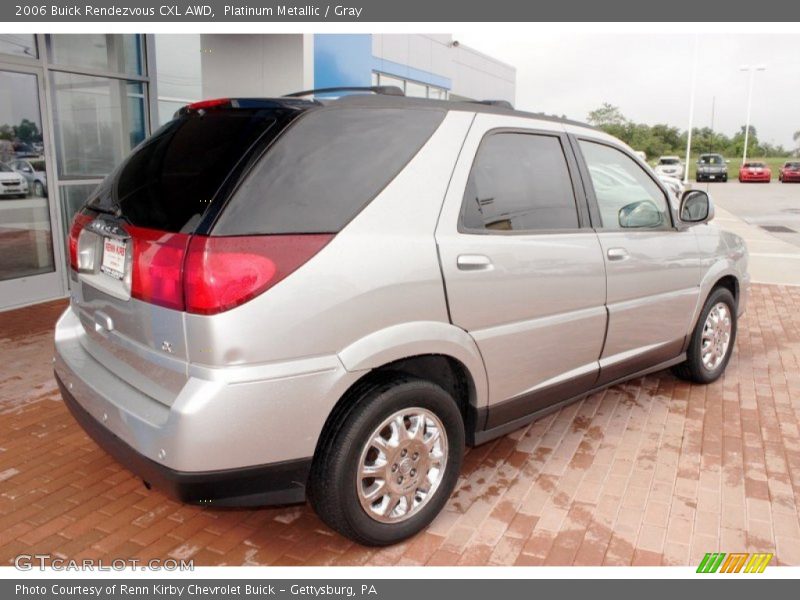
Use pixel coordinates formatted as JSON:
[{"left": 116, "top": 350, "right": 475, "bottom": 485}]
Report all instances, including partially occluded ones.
[
  {"left": 308, "top": 375, "right": 464, "bottom": 546},
  {"left": 672, "top": 287, "right": 737, "bottom": 384}
]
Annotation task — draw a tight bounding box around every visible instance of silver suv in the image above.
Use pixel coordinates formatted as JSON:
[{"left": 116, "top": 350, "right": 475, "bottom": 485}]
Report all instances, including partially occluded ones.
[{"left": 55, "top": 89, "right": 749, "bottom": 546}]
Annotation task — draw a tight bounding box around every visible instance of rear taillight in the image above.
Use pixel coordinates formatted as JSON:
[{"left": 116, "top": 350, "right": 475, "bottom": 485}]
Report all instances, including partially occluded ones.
[
  {"left": 68, "top": 213, "right": 93, "bottom": 271},
  {"left": 125, "top": 227, "right": 333, "bottom": 314},
  {"left": 183, "top": 234, "right": 333, "bottom": 315},
  {"left": 128, "top": 226, "right": 191, "bottom": 311}
]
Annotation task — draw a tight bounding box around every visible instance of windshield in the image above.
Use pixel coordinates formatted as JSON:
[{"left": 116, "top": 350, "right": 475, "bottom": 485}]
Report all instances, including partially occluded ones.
[
  {"left": 659, "top": 158, "right": 680, "bottom": 165},
  {"left": 699, "top": 155, "right": 724, "bottom": 165},
  {"left": 86, "top": 107, "right": 299, "bottom": 232},
  {"left": 0, "top": 163, "right": 11, "bottom": 172},
  {"left": 744, "top": 162, "right": 766, "bottom": 168},
  {"left": 785, "top": 162, "right": 800, "bottom": 168}
]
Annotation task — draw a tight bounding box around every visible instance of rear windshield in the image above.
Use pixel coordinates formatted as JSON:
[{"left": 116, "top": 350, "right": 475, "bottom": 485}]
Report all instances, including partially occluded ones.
[
  {"left": 86, "top": 108, "right": 295, "bottom": 232},
  {"left": 212, "top": 107, "right": 446, "bottom": 235}
]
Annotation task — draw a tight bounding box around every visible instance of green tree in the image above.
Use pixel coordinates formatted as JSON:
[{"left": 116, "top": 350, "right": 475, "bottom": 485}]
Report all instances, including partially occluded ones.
[
  {"left": 14, "top": 119, "right": 41, "bottom": 144},
  {"left": 587, "top": 103, "right": 627, "bottom": 128}
]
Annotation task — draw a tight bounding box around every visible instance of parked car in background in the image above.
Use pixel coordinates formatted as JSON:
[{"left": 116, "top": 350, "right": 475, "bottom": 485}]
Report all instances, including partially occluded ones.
[
  {"left": 0, "top": 162, "right": 29, "bottom": 198},
  {"left": 739, "top": 161, "right": 772, "bottom": 183},
  {"left": 654, "top": 156, "right": 685, "bottom": 180},
  {"left": 55, "top": 90, "right": 749, "bottom": 546},
  {"left": 779, "top": 161, "right": 800, "bottom": 183},
  {"left": 696, "top": 153, "right": 728, "bottom": 182},
  {"left": 10, "top": 158, "right": 47, "bottom": 196}
]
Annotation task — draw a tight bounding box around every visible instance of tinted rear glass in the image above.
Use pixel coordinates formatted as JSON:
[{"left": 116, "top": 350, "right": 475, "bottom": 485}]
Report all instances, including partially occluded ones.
[
  {"left": 86, "top": 108, "right": 291, "bottom": 232},
  {"left": 213, "top": 107, "right": 446, "bottom": 235}
]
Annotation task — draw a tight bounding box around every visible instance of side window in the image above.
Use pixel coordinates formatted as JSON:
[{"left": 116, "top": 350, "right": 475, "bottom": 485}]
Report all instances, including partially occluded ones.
[
  {"left": 579, "top": 140, "right": 671, "bottom": 230},
  {"left": 461, "top": 132, "right": 579, "bottom": 232}
]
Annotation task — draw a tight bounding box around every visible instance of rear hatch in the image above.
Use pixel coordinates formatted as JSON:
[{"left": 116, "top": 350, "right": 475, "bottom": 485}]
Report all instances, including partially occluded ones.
[{"left": 68, "top": 99, "right": 310, "bottom": 405}]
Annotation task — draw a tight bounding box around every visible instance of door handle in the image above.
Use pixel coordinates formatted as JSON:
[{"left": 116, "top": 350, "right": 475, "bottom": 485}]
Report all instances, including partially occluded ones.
[
  {"left": 607, "top": 248, "right": 630, "bottom": 261},
  {"left": 457, "top": 254, "right": 493, "bottom": 271}
]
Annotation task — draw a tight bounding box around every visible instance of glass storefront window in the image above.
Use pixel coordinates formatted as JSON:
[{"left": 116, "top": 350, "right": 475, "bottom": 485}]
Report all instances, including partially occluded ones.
[
  {"left": 374, "top": 72, "right": 449, "bottom": 101},
  {"left": 51, "top": 72, "right": 146, "bottom": 179},
  {"left": 0, "top": 35, "right": 38, "bottom": 59},
  {"left": 49, "top": 34, "right": 143, "bottom": 76},
  {"left": 0, "top": 70, "right": 54, "bottom": 282},
  {"left": 405, "top": 80, "right": 427, "bottom": 98}
]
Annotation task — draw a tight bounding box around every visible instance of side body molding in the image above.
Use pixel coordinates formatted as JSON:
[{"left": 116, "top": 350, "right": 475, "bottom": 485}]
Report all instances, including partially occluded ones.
[{"left": 337, "top": 321, "right": 490, "bottom": 409}]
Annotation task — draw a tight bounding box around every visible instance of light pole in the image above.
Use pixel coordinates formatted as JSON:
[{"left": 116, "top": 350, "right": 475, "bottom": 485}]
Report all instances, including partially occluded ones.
[
  {"left": 683, "top": 35, "right": 699, "bottom": 185},
  {"left": 740, "top": 65, "right": 766, "bottom": 165}
]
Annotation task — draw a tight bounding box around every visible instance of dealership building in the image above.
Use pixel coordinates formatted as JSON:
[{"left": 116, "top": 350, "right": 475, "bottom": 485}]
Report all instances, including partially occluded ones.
[{"left": 0, "top": 34, "right": 515, "bottom": 310}]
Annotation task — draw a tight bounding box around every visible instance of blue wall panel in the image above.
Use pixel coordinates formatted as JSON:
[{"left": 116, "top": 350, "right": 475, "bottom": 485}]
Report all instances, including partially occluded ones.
[
  {"left": 313, "top": 34, "right": 453, "bottom": 92},
  {"left": 313, "top": 34, "right": 373, "bottom": 89}
]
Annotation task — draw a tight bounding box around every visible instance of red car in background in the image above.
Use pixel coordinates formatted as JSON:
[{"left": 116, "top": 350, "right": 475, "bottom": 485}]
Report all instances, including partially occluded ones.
[
  {"left": 739, "top": 161, "right": 772, "bottom": 183},
  {"left": 779, "top": 161, "right": 800, "bottom": 183}
]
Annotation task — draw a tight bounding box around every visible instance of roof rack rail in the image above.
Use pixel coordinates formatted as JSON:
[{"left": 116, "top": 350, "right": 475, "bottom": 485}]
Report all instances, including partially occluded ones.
[
  {"left": 467, "top": 99, "right": 514, "bottom": 110},
  {"left": 284, "top": 85, "right": 405, "bottom": 98}
]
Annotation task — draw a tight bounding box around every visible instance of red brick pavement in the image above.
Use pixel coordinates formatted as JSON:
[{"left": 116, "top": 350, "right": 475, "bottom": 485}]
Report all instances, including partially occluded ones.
[{"left": 1, "top": 284, "right": 800, "bottom": 566}]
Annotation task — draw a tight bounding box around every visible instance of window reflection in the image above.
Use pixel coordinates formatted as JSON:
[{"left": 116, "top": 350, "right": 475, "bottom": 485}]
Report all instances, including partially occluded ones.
[
  {"left": 0, "top": 70, "right": 54, "bottom": 281},
  {"left": 49, "top": 34, "right": 143, "bottom": 76},
  {"left": 51, "top": 72, "right": 146, "bottom": 179},
  {"left": 0, "top": 35, "right": 38, "bottom": 59}
]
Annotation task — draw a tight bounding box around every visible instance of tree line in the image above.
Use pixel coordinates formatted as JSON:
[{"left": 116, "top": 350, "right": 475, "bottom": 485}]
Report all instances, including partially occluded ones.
[{"left": 586, "top": 103, "right": 798, "bottom": 159}]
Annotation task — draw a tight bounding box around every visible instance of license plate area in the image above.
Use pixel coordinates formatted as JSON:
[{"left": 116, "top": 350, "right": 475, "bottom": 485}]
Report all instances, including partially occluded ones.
[{"left": 101, "top": 237, "right": 127, "bottom": 280}]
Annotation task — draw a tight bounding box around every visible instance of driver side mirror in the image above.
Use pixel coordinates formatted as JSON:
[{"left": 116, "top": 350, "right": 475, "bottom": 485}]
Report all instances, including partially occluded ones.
[
  {"left": 619, "top": 200, "right": 664, "bottom": 229},
  {"left": 679, "top": 190, "right": 714, "bottom": 224}
]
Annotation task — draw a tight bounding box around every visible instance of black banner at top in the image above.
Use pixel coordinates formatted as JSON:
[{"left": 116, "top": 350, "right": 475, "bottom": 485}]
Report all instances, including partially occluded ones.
[{"left": 3, "top": 0, "right": 800, "bottom": 22}]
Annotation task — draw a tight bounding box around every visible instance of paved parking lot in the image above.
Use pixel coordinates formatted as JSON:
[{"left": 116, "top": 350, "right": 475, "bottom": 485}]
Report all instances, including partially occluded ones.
[
  {"left": 703, "top": 179, "right": 800, "bottom": 286},
  {"left": 2, "top": 278, "right": 800, "bottom": 567}
]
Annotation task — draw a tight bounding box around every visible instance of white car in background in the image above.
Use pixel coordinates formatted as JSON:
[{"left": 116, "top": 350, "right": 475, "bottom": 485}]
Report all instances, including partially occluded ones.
[
  {"left": 0, "top": 162, "right": 29, "bottom": 199},
  {"left": 654, "top": 156, "right": 685, "bottom": 180}
]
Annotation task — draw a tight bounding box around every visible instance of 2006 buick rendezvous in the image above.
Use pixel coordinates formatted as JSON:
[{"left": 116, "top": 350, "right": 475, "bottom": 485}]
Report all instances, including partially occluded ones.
[{"left": 55, "top": 88, "right": 748, "bottom": 545}]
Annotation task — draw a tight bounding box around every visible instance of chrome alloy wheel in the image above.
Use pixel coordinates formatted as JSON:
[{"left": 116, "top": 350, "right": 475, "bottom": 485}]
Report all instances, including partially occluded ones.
[
  {"left": 356, "top": 407, "right": 448, "bottom": 523},
  {"left": 701, "top": 302, "right": 732, "bottom": 371}
]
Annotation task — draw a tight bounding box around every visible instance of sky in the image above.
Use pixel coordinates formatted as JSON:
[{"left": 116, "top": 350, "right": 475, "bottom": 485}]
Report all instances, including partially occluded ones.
[{"left": 455, "top": 33, "right": 799, "bottom": 149}]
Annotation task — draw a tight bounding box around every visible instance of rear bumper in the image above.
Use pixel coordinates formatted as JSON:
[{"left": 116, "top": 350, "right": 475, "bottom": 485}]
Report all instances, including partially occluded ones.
[
  {"left": 54, "top": 305, "right": 362, "bottom": 506},
  {"left": 57, "top": 372, "right": 309, "bottom": 506}
]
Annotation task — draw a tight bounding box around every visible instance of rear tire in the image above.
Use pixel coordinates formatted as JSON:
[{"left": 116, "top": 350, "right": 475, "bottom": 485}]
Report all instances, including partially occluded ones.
[
  {"left": 308, "top": 375, "right": 464, "bottom": 546},
  {"left": 672, "top": 287, "right": 737, "bottom": 384}
]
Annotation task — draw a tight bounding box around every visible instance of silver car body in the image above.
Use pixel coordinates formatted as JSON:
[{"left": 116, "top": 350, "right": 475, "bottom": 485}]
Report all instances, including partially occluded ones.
[{"left": 54, "top": 98, "right": 749, "bottom": 502}]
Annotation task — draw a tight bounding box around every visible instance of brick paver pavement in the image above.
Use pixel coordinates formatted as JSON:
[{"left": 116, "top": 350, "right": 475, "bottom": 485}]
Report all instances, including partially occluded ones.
[{"left": 2, "top": 284, "right": 800, "bottom": 566}]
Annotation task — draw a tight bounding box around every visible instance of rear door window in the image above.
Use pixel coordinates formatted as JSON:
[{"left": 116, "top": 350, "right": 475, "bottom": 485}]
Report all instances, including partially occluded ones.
[
  {"left": 460, "top": 132, "right": 580, "bottom": 232},
  {"left": 212, "top": 107, "right": 446, "bottom": 235}
]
